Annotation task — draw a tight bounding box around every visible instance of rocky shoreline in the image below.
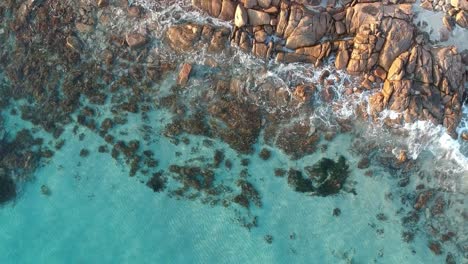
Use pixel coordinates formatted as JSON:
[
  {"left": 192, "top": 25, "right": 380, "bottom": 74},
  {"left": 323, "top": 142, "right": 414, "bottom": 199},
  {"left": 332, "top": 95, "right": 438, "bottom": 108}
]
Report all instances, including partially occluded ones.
[
  {"left": 0, "top": 0, "right": 467, "bottom": 262},
  {"left": 186, "top": 0, "right": 467, "bottom": 138}
]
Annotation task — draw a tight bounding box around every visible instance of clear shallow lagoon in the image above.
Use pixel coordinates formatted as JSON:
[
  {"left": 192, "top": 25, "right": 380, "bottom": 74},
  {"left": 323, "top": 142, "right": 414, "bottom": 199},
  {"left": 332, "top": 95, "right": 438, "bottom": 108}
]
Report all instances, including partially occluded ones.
[
  {"left": 0, "top": 119, "right": 446, "bottom": 263},
  {"left": 0, "top": 87, "right": 465, "bottom": 263}
]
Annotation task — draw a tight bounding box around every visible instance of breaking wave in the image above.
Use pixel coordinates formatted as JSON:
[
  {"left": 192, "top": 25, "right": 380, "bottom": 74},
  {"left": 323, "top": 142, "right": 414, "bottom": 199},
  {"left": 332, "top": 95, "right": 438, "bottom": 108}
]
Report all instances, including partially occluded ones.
[{"left": 134, "top": 0, "right": 468, "bottom": 185}]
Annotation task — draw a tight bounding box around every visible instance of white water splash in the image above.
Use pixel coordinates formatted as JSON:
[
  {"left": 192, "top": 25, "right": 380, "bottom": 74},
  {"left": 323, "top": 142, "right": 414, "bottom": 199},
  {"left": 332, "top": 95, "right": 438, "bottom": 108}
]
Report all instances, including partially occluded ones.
[{"left": 130, "top": 0, "right": 468, "bottom": 179}]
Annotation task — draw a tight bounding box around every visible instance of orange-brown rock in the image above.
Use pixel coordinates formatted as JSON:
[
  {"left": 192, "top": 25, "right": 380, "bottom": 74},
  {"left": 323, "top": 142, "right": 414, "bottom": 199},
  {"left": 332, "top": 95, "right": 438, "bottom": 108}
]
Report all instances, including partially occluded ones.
[
  {"left": 165, "top": 24, "right": 202, "bottom": 52},
  {"left": 125, "top": 33, "right": 148, "bottom": 48},
  {"left": 284, "top": 7, "right": 333, "bottom": 49},
  {"left": 335, "top": 42, "right": 350, "bottom": 70},
  {"left": 294, "top": 84, "right": 316, "bottom": 102},
  {"left": 387, "top": 52, "right": 409, "bottom": 81},
  {"left": 219, "top": 0, "right": 237, "bottom": 20},
  {"left": 192, "top": 0, "right": 222, "bottom": 17},
  {"left": 248, "top": 9, "right": 271, "bottom": 26},
  {"left": 414, "top": 190, "right": 433, "bottom": 210},
  {"left": 235, "top": 4, "right": 248, "bottom": 27},
  {"left": 177, "top": 63, "right": 193, "bottom": 86},
  {"left": 378, "top": 19, "right": 413, "bottom": 71},
  {"left": 455, "top": 10, "right": 468, "bottom": 28}
]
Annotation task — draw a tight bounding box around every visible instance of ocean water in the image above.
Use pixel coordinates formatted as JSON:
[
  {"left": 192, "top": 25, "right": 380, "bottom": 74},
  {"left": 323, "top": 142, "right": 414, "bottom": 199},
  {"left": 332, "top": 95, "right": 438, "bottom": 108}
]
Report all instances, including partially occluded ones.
[
  {"left": 0, "top": 102, "right": 454, "bottom": 264},
  {"left": 0, "top": 0, "right": 467, "bottom": 263}
]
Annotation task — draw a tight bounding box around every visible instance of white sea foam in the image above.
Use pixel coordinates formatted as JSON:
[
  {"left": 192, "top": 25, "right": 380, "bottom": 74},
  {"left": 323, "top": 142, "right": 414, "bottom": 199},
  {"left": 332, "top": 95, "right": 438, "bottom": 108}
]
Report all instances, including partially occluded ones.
[
  {"left": 127, "top": 0, "right": 468, "bottom": 180},
  {"left": 457, "top": 104, "right": 468, "bottom": 135}
]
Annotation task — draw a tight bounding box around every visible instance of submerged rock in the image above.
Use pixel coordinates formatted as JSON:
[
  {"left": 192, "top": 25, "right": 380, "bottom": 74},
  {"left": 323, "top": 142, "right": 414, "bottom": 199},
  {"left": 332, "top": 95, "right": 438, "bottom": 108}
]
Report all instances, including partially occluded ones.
[
  {"left": 414, "top": 190, "right": 433, "bottom": 210},
  {"left": 276, "top": 122, "right": 319, "bottom": 159},
  {"left": 357, "top": 157, "right": 370, "bottom": 169},
  {"left": 236, "top": 180, "right": 262, "bottom": 208},
  {"left": 65, "top": 35, "right": 82, "bottom": 53},
  {"left": 125, "top": 33, "right": 148, "bottom": 48},
  {"left": 264, "top": 234, "right": 273, "bottom": 244},
  {"left": 333, "top": 208, "right": 341, "bottom": 217},
  {"left": 0, "top": 173, "right": 16, "bottom": 204},
  {"left": 41, "top": 185, "right": 52, "bottom": 196},
  {"left": 287, "top": 169, "right": 314, "bottom": 193},
  {"left": 208, "top": 99, "right": 262, "bottom": 154},
  {"left": 177, "top": 63, "right": 193, "bottom": 86},
  {"left": 259, "top": 148, "right": 271, "bottom": 160},
  {"left": 213, "top": 149, "right": 225, "bottom": 168},
  {"left": 307, "top": 156, "right": 350, "bottom": 196},
  {"left": 146, "top": 172, "right": 166, "bottom": 192},
  {"left": 461, "top": 131, "right": 468, "bottom": 141},
  {"left": 428, "top": 241, "right": 442, "bottom": 255}
]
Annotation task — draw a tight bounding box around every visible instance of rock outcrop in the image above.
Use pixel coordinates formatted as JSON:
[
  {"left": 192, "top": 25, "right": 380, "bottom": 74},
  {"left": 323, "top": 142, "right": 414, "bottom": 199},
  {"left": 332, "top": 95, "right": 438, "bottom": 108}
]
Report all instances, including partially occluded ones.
[{"left": 187, "top": 0, "right": 467, "bottom": 137}]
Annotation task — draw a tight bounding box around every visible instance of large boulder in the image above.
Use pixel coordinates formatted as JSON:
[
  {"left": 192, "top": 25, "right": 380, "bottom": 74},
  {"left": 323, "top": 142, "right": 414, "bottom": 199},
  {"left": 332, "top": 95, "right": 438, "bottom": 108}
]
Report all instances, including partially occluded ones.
[
  {"left": 285, "top": 11, "right": 333, "bottom": 49},
  {"left": 165, "top": 24, "right": 229, "bottom": 53},
  {"left": 412, "top": 46, "right": 433, "bottom": 84},
  {"left": 243, "top": 0, "right": 257, "bottom": 9},
  {"left": 432, "top": 47, "right": 465, "bottom": 96},
  {"left": 258, "top": 0, "right": 272, "bottom": 8},
  {"left": 387, "top": 52, "right": 409, "bottom": 81},
  {"left": 378, "top": 19, "right": 413, "bottom": 70},
  {"left": 347, "top": 25, "right": 382, "bottom": 74},
  {"left": 208, "top": 99, "right": 262, "bottom": 154},
  {"left": 192, "top": 0, "right": 222, "bottom": 17},
  {"left": 235, "top": 5, "right": 248, "bottom": 27},
  {"left": 165, "top": 24, "right": 202, "bottom": 52},
  {"left": 247, "top": 9, "right": 271, "bottom": 26},
  {"left": 451, "top": 0, "right": 468, "bottom": 10},
  {"left": 346, "top": 3, "right": 383, "bottom": 34},
  {"left": 455, "top": 10, "right": 468, "bottom": 28},
  {"left": 219, "top": 0, "right": 237, "bottom": 20},
  {"left": 192, "top": 0, "right": 236, "bottom": 20},
  {"left": 387, "top": 80, "right": 412, "bottom": 112},
  {"left": 292, "top": 42, "right": 332, "bottom": 65},
  {"left": 275, "top": 2, "right": 290, "bottom": 37},
  {"left": 335, "top": 42, "right": 350, "bottom": 70}
]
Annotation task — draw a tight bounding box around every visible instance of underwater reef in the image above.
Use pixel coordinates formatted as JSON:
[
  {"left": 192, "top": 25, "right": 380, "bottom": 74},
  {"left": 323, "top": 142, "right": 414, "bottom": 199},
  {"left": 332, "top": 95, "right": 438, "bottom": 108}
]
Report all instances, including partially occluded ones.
[{"left": 0, "top": 0, "right": 467, "bottom": 263}]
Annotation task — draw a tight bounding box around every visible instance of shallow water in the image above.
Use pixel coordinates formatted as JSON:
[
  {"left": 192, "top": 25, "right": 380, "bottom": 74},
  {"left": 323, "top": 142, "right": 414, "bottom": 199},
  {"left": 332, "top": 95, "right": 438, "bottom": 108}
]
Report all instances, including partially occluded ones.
[
  {"left": 0, "top": 0, "right": 467, "bottom": 263},
  {"left": 0, "top": 113, "right": 450, "bottom": 263}
]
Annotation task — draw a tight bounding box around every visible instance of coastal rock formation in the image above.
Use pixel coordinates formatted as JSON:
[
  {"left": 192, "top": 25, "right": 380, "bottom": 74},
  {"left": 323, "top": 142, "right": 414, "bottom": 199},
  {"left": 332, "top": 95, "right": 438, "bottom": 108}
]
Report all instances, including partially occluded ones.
[
  {"left": 165, "top": 23, "right": 230, "bottom": 53},
  {"left": 0, "top": 0, "right": 465, "bottom": 261},
  {"left": 189, "top": 0, "right": 467, "bottom": 137}
]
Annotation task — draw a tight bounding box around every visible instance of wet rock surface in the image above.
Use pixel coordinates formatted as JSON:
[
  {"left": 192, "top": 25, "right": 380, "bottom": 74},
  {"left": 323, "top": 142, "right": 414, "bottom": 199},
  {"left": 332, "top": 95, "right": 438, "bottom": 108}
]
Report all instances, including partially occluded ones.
[{"left": 191, "top": 0, "right": 467, "bottom": 137}]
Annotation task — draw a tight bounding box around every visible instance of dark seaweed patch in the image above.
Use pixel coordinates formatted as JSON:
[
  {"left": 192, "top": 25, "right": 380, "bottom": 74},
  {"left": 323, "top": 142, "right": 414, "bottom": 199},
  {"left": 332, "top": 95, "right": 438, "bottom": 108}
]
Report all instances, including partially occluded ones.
[
  {"left": 0, "top": 173, "right": 16, "bottom": 204},
  {"left": 309, "top": 156, "right": 350, "bottom": 196}
]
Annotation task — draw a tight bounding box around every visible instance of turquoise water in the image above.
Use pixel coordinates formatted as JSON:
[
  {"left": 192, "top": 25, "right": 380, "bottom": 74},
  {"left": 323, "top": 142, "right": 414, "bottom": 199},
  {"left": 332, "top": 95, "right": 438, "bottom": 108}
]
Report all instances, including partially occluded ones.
[
  {"left": 0, "top": 0, "right": 467, "bottom": 263},
  {"left": 0, "top": 115, "right": 445, "bottom": 263},
  {"left": 0, "top": 75, "right": 464, "bottom": 263}
]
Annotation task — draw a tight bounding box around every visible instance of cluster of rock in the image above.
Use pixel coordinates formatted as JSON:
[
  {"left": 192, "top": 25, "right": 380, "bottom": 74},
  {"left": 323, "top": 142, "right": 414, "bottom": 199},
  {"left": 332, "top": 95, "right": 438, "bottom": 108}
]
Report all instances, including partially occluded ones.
[
  {"left": 0, "top": 128, "right": 47, "bottom": 204},
  {"left": 420, "top": 0, "right": 468, "bottom": 29},
  {"left": 184, "top": 0, "right": 467, "bottom": 137}
]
